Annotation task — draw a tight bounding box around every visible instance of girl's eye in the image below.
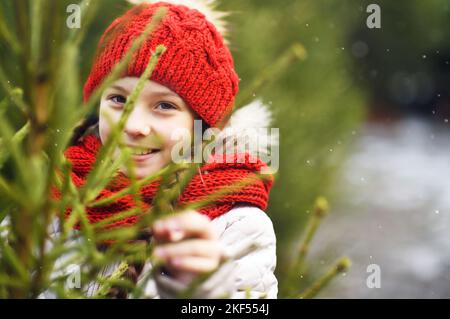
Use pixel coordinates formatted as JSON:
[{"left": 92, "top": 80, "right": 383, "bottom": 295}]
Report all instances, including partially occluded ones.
[
  {"left": 109, "top": 95, "right": 127, "bottom": 106},
  {"left": 156, "top": 102, "right": 176, "bottom": 111}
]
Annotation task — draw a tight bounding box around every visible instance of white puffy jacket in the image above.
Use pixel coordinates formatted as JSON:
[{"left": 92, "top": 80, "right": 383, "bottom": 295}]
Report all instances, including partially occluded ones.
[
  {"left": 145, "top": 205, "right": 278, "bottom": 298},
  {"left": 35, "top": 205, "right": 277, "bottom": 299}
]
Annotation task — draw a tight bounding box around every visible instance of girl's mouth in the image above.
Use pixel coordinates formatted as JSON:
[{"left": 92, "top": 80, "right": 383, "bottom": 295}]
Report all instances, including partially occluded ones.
[{"left": 130, "top": 147, "right": 161, "bottom": 161}]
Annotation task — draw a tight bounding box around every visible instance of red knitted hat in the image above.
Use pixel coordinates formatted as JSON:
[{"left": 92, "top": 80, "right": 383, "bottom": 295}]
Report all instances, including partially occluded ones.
[{"left": 83, "top": 2, "right": 239, "bottom": 127}]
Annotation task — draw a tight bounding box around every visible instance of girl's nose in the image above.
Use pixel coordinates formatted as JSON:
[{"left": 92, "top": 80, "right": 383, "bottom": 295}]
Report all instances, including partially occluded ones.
[
  {"left": 125, "top": 125, "right": 151, "bottom": 138},
  {"left": 124, "top": 106, "right": 153, "bottom": 138}
]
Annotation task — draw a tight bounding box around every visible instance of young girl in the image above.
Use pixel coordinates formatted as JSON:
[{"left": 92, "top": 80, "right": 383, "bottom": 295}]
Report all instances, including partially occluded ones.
[{"left": 50, "top": 1, "right": 277, "bottom": 298}]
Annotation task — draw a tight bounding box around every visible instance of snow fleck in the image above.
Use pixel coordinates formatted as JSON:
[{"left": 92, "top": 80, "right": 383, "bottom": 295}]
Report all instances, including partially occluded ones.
[{"left": 351, "top": 41, "right": 369, "bottom": 58}]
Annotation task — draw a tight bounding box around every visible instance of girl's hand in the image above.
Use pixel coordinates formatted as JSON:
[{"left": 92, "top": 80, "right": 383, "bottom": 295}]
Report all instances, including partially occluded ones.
[{"left": 151, "top": 210, "right": 223, "bottom": 283}]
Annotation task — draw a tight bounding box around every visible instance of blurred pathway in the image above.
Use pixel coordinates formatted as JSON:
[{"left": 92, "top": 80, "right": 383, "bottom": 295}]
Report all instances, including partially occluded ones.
[{"left": 310, "top": 118, "right": 450, "bottom": 298}]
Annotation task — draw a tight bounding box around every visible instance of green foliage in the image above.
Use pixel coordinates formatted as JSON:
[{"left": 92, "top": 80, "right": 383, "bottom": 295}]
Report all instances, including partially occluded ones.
[
  {"left": 221, "top": 0, "right": 367, "bottom": 290},
  {"left": 350, "top": 0, "right": 450, "bottom": 114},
  {"left": 0, "top": 1, "right": 190, "bottom": 298}
]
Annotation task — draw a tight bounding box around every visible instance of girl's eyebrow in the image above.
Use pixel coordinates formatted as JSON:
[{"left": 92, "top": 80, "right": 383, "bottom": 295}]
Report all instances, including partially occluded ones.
[
  {"left": 144, "top": 90, "right": 185, "bottom": 106},
  {"left": 109, "top": 85, "right": 129, "bottom": 93},
  {"left": 109, "top": 85, "right": 180, "bottom": 99},
  {"left": 150, "top": 90, "right": 181, "bottom": 100},
  {"left": 109, "top": 85, "right": 185, "bottom": 105}
]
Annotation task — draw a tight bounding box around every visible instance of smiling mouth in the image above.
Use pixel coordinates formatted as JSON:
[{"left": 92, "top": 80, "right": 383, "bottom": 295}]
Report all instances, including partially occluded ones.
[
  {"left": 131, "top": 148, "right": 160, "bottom": 156},
  {"left": 126, "top": 145, "right": 161, "bottom": 156}
]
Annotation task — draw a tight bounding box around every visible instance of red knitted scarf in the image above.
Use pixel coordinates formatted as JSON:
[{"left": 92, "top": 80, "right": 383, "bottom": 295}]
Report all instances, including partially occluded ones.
[{"left": 61, "top": 134, "right": 273, "bottom": 229}]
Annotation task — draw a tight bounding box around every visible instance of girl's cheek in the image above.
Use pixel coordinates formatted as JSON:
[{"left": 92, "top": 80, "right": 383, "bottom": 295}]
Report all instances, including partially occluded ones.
[
  {"left": 98, "top": 105, "right": 120, "bottom": 142},
  {"left": 165, "top": 122, "right": 193, "bottom": 149},
  {"left": 98, "top": 117, "right": 111, "bottom": 144}
]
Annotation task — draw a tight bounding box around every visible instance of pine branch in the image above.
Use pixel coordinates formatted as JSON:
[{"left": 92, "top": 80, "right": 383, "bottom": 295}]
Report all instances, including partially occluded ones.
[{"left": 298, "top": 257, "right": 351, "bottom": 299}]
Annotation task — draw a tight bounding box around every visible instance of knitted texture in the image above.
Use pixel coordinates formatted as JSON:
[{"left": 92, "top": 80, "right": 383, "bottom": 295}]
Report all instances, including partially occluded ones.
[
  {"left": 57, "top": 134, "right": 273, "bottom": 229},
  {"left": 83, "top": 2, "right": 239, "bottom": 127}
]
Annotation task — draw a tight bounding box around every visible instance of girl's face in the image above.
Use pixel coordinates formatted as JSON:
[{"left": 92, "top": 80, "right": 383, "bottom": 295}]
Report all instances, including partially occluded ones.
[{"left": 99, "top": 77, "right": 195, "bottom": 179}]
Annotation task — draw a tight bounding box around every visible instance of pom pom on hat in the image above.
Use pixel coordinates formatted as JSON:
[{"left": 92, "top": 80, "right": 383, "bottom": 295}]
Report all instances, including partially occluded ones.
[{"left": 127, "top": 0, "right": 230, "bottom": 41}]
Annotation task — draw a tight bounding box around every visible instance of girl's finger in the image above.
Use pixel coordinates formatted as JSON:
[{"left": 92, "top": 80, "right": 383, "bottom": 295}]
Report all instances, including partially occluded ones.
[
  {"left": 153, "top": 239, "right": 222, "bottom": 259},
  {"left": 152, "top": 210, "right": 216, "bottom": 242},
  {"left": 166, "top": 256, "right": 220, "bottom": 273}
]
